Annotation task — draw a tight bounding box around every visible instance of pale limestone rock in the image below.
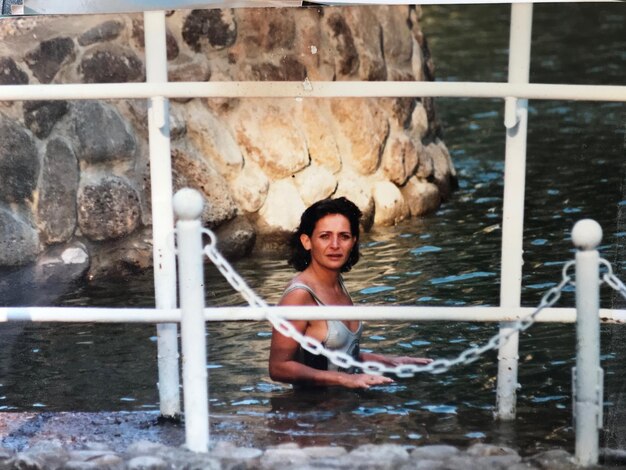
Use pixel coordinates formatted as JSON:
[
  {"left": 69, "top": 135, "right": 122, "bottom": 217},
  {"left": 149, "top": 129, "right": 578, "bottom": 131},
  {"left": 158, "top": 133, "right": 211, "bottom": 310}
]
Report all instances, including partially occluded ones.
[
  {"left": 230, "top": 161, "right": 269, "bottom": 213},
  {"left": 334, "top": 169, "right": 375, "bottom": 230},
  {"left": 302, "top": 100, "right": 342, "bottom": 174},
  {"left": 400, "top": 176, "right": 441, "bottom": 216},
  {"left": 291, "top": 10, "right": 333, "bottom": 81},
  {"left": 171, "top": 146, "right": 237, "bottom": 229},
  {"left": 410, "top": 101, "right": 429, "bottom": 140},
  {"left": 425, "top": 139, "right": 457, "bottom": 200},
  {"left": 184, "top": 100, "right": 243, "bottom": 178},
  {"left": 382, "top": 132, "right": 419, "bottom": 186},
  {"left": 411, "top": 36, "right": 425, "bottom": 82},
  {"left": 260, "top": 448, "right": 309, "bottom": 469},
  {"left": 373, "top": 180, "right": 409, "bottom": 226},
  {"left": 349, "top": 444, "right": 410, "bottom": 469},
  {"left": 294, "top": 165, "right": 338, "bottom": 206},
  {"left": 410, "top": 445, "right": 460, "bottom": 460},
  {"left": 343, "top": 7, "right": 387, "bottom": 81},
  {"left": 234, "top": 103, "right": 309, "bottom": 179},
  {"left": 258, "top": 180, "right": 306, "bottom": 232},
  {"left": 379, "top": 6, "right": 414, "bottom": 72},
  {"left": 331, "top": 99, "right": 389, "bottom": 176}
]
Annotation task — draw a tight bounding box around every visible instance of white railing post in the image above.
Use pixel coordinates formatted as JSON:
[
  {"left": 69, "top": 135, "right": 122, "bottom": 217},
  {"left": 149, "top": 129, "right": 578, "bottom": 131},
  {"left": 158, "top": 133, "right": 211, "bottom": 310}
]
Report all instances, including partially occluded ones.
[
  {"left": 496, "top": 3, "right": 533, "bottom": 421},
  {"left": 174, "top": 188, "right": 210, "bottom": 452},
  {"left": 144, "top": 10, "right": 181, "bottom": 418},
  {"left": 572, "top": 219, "right": 604, "bottom": 467}
]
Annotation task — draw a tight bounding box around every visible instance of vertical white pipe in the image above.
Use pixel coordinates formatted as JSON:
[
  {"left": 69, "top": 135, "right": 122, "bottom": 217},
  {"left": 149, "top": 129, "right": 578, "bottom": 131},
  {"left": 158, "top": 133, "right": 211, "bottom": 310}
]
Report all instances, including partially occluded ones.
[
  {"left": 174, "top": 189, "right": 210, "bottom": 452},
  {"left": 572, "top": 219, "right": 603, "bottom": 466},
  {"left": 144, "top": 10, "right": 181, "bottom": 418},
  {"left": 496, "top": 3, "right": 533, "bottom": 421}
]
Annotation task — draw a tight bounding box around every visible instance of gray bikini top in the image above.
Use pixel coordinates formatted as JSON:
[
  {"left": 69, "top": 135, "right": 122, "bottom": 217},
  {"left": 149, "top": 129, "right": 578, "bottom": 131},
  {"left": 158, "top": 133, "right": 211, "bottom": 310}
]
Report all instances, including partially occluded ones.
[{"left": 282, "top": 280, "right": 362, "bottom": 372}]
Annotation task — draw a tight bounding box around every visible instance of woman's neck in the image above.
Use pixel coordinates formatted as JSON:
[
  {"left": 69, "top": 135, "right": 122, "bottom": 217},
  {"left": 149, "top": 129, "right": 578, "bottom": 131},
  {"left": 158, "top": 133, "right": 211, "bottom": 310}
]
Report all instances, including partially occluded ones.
[{"left": 305, "top": 263, "right": 341, "bottom": 288}]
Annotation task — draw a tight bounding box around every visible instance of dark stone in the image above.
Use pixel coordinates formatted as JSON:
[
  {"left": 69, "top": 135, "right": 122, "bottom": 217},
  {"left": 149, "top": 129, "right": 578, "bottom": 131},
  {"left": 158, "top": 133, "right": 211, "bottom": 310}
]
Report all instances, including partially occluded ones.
[
  {"left": 0, "top": 208, "right": 39, "bottom": 266},
  {"left": 280, "top": 56, "right": 308, "bottom": 81},
  {"left": 250, "top": 56, "right": 307, "bottom": 82},
  {"left": 78, "top": 20, "right": 124, "bottom": 46},
  {"left": 215, "top": 216, "right": 256, "bottom": 260},
  {"left": 326, "top": 13, "right": 359, "bottom": 76},
  {"left": 24, "top": 37, "right": 75, "bottom": 83},
  {"left": 23, "top": 100, "right": 69, "bottom": 139},
  {"left": 182, "top": 10, "right": 237, "bottom": 52},
  {"left": 0, "top": 117, "right": 40, "bottom": 203},
  {"left": 86, "top": 226, "right": 152, "bottom": 279},
  {"left": 77, "top": 176, "right": 141, "bottom": 241},
  {"left": 0, "top": 57, "right": 29, "bottom": 85},
  {"left": 80, "top": 47, "right": 144, "bottom": 83},
  {"left": 37, "top": 138, "right": 79, "bottom": 245},
  {"left": 265, "top": 12, "right": 296, "bottom": 50},
  {"left": 131, "top": 20, "right": 179, "bottom": 61},
  {"left": 71, "top": 101, "right": 136, "bottom": 164},
  {"left": 250, "top": 63, "right": 282, "bottom": 81},
  {"left": 166, "top": 31, "right": 180, "bottom": 61}
]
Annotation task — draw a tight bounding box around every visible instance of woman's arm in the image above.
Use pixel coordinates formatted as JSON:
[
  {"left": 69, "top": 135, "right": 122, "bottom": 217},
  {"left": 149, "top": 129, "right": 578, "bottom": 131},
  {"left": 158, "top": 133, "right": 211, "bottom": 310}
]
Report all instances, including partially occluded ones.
[
  {"left": 269, "top": 289, "right": 394, "bottom": 388},
  {"left": 360, "top": 352, "right": 433, "bottom": 367},
  {"left": 270, "top": 330, "right": 394, "bottom": 388}
]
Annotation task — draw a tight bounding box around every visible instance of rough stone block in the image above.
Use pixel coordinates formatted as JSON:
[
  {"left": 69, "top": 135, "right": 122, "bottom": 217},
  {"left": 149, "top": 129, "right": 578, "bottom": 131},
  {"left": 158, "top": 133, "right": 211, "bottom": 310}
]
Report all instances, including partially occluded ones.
[
  {"left": 24, "top": 36, "right": 75, "bottom": 83},
  {"left": 127, "top": 455, "right": 168, "bottom": 470},
  {"left": 182, "top": 9, "right": 237, "bottom": 52},
  {"left": 0, "top": 57, "right": 29, "bottom": 85},
  {"left": 37, "top": 138, "right": 79, "bottom": 244},
  {"left": 260, "top": 448, "right": 309, "bottom": 469},
  {"left": 23, "top": 100, "right": 69, "bottom": 139},
  {"left": 0, "top": 117, "right": 40, "bottom": 203},
  {"left": 80, "top": 46, "right": 144, "bottom": 83},
  {"left": 71, "top": 101, "right": 136, "bottom": 164},
  {"left": 349, "top": 444, "right": 410, "bottom": 469},
  {"left": 372, "top": 181, "right": 409, "bottom": 226},
  {"left": 77, "top": 176, "right": 142, "bottom": 241},
  {"left": 78, "top": 20, "right": 125, "bottom": 46},
  {"left": 0, "top": 209, "right": 39, "bottom": 267},
  {"left": 410, "top": 444, "right": 460, "bottom": 460}
]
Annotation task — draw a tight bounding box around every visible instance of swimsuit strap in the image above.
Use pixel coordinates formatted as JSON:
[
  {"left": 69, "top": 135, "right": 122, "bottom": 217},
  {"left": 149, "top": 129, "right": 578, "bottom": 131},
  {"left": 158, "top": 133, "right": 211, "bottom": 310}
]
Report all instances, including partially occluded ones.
[
  {"left": 283, "top": 282, "right": 325, "bottom": 306},
  {"left": 338, "top": 275, "right": 353, "bottom": 304}
]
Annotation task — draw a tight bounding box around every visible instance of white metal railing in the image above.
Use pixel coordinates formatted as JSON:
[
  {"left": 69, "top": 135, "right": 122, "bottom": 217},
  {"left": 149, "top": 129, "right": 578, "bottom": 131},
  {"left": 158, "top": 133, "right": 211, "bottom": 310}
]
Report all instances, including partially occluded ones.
[
  {"left": 0, "top": 81, "right": 624, "bottom": 101},
  {"left": 1, "top": 306, "right": 625, "bottom": 323}
]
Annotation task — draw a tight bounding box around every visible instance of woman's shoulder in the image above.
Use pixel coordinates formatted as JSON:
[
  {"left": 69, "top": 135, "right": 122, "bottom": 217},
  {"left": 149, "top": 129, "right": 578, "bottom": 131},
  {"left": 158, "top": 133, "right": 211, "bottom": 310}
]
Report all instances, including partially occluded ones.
[{"left": 280, "top": 276, "right": 325, "bottom": 306}]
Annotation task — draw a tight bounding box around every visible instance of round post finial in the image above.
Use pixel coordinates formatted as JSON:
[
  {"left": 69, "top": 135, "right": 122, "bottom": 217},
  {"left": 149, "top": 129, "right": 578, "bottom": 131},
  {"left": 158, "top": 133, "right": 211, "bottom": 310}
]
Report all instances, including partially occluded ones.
[
  {"left": 173, "top": 188, "right": 204, "bottom": 220},
  {"left": 571, "top": 219, "right": 602, "bottom": 251}
]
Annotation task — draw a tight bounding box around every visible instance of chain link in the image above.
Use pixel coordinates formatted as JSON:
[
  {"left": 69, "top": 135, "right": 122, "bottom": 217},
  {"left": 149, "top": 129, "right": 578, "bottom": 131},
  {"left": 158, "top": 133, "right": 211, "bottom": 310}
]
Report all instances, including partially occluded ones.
[
  {"left": 201, "top": 229, "right": 575, "bottom": 377},
  {"left": 601, "top": 258, "right": 626, "bottom": 300}
]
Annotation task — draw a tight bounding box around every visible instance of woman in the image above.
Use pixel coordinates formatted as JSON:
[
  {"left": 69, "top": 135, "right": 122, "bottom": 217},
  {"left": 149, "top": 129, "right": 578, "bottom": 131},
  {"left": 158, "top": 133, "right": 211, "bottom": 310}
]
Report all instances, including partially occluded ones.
[{"left": 269, "top": 197, "right": 431, "bottom": 389}]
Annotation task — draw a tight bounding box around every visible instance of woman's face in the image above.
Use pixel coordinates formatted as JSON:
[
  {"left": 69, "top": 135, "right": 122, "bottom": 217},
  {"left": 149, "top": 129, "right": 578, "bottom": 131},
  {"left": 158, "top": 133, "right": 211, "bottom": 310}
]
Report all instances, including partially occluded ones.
[{"left": 300, "top": 213, "right": 356, "bottom": 271}]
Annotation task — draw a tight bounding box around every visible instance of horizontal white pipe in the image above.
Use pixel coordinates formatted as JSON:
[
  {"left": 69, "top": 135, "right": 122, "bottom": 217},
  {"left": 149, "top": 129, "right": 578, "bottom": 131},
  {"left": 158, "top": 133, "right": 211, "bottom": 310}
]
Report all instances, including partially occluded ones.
[
  {"left": 1, "top": 306, "right": 625, "bottom": 324},
  {"left": 19, "top": 0, "right": 616, "bottom": 15},
  {"left": 0, "top": 81, "right": 624, "bottom": 102}
]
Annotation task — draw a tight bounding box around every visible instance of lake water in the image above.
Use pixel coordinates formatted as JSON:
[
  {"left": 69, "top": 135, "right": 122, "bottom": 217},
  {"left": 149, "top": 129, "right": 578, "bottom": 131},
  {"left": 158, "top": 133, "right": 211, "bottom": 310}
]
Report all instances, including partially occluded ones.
[{"left": 0, "top": 3, "right": 624, "bottom": 455}]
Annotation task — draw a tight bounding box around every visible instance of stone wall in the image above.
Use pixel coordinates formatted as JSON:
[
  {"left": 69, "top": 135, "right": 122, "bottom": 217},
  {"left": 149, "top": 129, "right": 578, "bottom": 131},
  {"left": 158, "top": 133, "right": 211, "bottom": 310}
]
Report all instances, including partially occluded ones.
[{"left": 0, "top": 6, "right": 456, "bottom": 278}]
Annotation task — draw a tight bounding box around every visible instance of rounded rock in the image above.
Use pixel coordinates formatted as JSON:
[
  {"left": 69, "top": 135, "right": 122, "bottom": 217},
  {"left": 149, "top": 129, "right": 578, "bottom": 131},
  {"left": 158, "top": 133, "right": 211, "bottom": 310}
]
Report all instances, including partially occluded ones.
[
  {"left": 173, "top": 188, "right": 204, "bottom": 220},
  {"left": 571, "top": 219, "right": 602, "bottom": 250}
]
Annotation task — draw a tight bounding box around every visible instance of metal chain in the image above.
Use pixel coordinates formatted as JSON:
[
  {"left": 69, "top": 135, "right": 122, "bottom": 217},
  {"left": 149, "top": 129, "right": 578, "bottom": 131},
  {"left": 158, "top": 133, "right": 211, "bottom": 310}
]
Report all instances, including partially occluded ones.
[
  {"left": 600, "top": 258, "right": 626, "bottom": 300},
  {"left": 202, "top": 228, "right": 574, "bottom": 377}
]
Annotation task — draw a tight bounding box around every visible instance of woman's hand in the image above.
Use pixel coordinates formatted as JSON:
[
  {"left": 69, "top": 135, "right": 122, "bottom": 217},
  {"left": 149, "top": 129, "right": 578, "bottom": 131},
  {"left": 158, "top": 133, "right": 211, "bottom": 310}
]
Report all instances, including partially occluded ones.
[{"left": 341, "top": 373, "right": 394, "bottom": 389}]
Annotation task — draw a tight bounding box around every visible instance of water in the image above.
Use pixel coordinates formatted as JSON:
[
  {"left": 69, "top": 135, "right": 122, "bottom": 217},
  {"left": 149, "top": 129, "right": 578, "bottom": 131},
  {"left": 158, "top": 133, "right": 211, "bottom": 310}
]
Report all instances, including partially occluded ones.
[{"left": 0, "top": 4, "right": 624, "bottom": 455}]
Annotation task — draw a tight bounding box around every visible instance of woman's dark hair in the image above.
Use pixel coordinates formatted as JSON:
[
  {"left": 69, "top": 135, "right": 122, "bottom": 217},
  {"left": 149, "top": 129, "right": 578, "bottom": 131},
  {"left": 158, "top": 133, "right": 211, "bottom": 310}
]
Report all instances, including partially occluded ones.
[{"left": 288, "top": 197, "right": 362, "bottom": 272}]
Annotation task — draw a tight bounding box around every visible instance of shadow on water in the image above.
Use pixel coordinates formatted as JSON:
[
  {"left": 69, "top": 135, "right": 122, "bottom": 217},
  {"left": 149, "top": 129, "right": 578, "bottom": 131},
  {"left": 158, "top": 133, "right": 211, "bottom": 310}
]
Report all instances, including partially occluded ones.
[{"left": 0, "top": 2, "right": 624, "bottom": 455}]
